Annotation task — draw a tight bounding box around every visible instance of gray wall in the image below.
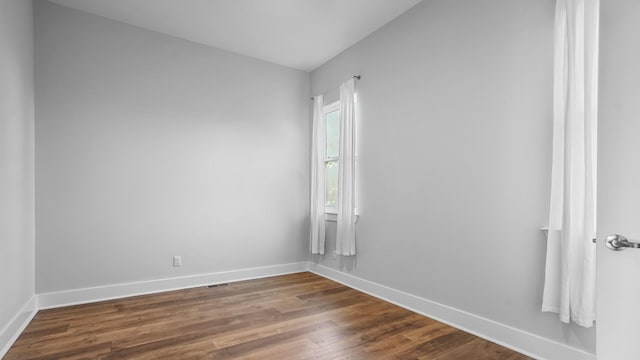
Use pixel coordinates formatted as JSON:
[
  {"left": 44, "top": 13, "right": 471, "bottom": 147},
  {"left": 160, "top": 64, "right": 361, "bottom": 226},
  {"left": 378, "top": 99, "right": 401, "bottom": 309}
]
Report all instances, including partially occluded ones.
[
  {"left": 34, "top": 1, "right": 310, "bottom": 293},
  {"left": 0, "top": 0, "right": 35, "bottom": 340},
  {"left": 310, "top": 0, "right": 594, "bottom": 353}
]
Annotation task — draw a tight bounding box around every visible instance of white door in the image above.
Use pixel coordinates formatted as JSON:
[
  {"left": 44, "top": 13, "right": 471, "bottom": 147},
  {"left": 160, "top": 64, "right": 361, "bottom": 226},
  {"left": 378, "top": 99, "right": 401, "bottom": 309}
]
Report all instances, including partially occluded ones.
[{"left": 597, "top": 0, "right": 640, "bottom": 359}]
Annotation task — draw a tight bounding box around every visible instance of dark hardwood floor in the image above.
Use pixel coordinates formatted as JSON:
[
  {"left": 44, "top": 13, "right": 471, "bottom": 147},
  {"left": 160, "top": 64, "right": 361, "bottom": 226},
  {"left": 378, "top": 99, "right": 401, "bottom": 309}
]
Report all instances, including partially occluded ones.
[{"left": 5, "top": 272, "right": 531, "bottom": 359}]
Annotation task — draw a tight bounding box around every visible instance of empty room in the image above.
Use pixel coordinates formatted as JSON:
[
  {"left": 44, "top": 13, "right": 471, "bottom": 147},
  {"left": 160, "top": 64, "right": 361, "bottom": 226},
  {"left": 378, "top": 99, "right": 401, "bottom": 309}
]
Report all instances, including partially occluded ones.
[{"left": 1, "top": 0, "right": 638, "bottom": 359}]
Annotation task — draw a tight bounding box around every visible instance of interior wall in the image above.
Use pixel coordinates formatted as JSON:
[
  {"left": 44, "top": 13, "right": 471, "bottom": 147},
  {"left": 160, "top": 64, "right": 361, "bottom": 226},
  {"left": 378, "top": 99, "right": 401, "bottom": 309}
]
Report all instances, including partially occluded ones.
[
  {"left": 0, "top": 0, "right": 36, "bottom": 339},
  {"left": 310, "top": 0, "right": 595, "bottom": 353},
  {"left": 34, "top": 0, "right": 310, "bottom": 293}
]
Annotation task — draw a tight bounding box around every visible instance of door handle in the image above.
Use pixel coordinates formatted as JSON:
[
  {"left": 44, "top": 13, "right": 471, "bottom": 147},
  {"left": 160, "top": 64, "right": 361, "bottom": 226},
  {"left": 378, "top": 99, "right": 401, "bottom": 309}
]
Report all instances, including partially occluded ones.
[{"left": 606, "top": 234, "right": 640, "bottom": 251}]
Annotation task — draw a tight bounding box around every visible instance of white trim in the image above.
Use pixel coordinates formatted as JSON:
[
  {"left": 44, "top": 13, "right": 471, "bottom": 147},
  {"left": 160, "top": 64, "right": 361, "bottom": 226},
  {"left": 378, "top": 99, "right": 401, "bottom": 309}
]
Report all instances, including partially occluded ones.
[
  {"left": 308, "top": 263, "right": 595, "bottom": 360},
  {"left": 0, "top": 296, "right": 38, "bottom": 359},
  {"left": 38, "top": 262, "right": 309, "bottom": 310},
  {"left": 322, "top": 101, "right": 340, "bottom": 114},
  {"left": 1, "top": 262, "right": 594, "bottom": 360},
  {"left": 325, "top": 212, "right": 337, "bottom": 222}
]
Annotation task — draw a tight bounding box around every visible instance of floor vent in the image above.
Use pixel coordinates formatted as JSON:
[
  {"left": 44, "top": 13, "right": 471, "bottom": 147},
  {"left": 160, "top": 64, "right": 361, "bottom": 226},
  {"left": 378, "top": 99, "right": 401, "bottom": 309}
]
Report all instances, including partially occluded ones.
[{"left": 207, "top": 283, "right": 229, "bottom": 288}]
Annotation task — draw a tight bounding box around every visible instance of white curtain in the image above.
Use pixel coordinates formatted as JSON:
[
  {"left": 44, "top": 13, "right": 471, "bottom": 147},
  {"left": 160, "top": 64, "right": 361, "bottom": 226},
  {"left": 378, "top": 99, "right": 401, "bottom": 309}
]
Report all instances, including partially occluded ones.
[
  {"left": 310, "top": 95, "right": 326, "bottom": 255},
  {"left": 336, "top": 79, "right": 357, "bottom": 256},
  {"left": 542, "top": 0, "right": 599, "bottom": 328}
]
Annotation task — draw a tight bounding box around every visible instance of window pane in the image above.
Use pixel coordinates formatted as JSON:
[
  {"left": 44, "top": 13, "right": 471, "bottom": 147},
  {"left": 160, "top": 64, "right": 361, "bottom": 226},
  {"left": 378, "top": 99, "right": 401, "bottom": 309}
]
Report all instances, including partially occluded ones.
[
  {"left": 325, "top": 160, "right": 339, "bottom": 208},
  {"left": 326, "top": 110, "right": 340, "bottom": 159}
]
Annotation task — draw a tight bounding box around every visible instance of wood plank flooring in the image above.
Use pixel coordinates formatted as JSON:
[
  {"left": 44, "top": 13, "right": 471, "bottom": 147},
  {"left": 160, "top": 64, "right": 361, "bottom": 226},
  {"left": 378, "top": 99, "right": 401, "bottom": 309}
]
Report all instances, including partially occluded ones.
[{"left": 5, "top": 272, "right": 531, "bottom": 359}]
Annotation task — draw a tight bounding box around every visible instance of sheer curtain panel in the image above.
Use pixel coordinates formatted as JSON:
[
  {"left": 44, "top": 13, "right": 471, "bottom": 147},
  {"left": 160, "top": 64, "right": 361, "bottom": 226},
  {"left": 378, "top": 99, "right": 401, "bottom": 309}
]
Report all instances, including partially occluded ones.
[
  {"left": 310, "top": 95, "right": 326, "bottom": 255},
  {"left": 542, "top": 0, "right": 599, "bottom": 328},
  {"left": 336, "top": 79, "right": 357, "bottom": 256}
]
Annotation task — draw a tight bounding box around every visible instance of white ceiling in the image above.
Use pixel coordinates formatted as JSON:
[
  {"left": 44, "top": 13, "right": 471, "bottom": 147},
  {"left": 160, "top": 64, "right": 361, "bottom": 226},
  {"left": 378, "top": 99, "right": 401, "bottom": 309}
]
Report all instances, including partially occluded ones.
[{"left": 48, "top": 0, "right": 423, "bottom": 71}]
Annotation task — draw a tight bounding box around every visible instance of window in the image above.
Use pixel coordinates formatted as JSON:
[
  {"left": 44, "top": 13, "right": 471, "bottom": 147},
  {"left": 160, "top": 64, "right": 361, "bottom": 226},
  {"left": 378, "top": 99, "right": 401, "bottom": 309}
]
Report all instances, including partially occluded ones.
[
  {"left": 323, "top": 101, "right": 340, "bottom": 212},
  {"left": 310, "top": 78, "right": 358, "bottom": 255}
]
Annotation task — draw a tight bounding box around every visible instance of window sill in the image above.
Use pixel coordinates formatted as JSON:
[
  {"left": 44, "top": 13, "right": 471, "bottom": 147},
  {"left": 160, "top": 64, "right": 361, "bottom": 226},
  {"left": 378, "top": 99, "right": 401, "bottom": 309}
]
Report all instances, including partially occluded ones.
[
  {"left": 325, "top": 212, "right": 360, "bottom": 222},
  {"left": 325, "top": 213, "right": 337, "bottom": 222},
  {"left": 540, "top": 226, "right": 549, "bottom": 238}
]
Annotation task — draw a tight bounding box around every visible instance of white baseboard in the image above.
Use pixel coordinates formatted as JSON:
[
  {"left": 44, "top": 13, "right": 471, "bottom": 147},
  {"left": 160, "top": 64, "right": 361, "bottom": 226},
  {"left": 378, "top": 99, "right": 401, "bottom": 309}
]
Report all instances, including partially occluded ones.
[
  {"left": 2, "top": 263, "right": 307, "bottom": 356},
  {"left": 0, "top": 295, "right": 38, "bottom": 359},
  {"left": 2, "top": 262, "right": 594, "bottom": 360},
  {"left": 309, "top": 263, "right": 595, "bottom": 360},
  {"left": 38, "top": 262, "right": 309, "bottom": 310}
]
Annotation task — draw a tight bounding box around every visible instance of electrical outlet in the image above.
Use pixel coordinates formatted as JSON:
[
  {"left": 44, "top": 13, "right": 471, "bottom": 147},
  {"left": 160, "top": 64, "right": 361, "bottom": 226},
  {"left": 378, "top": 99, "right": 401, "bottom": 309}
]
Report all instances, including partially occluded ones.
[
  {"left": 332, "top": 250, "right": 337, "bottom": 260},
  {"left": 173, "top": 256, "right": 182, "bottom": 267}
]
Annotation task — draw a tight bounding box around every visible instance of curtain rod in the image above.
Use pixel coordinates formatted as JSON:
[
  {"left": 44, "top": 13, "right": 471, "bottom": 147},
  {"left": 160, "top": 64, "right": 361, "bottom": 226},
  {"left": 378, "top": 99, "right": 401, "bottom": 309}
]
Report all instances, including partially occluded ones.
[{"left": 311, "top": 75, "right": 361, "bottom": 100}]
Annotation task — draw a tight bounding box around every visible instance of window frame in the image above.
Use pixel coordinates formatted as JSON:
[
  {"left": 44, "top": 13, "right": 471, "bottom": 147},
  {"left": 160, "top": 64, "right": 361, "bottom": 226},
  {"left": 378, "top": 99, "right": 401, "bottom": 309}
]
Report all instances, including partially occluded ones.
[{"left": 323, "top": 101, "right": 340, "bottom": 215}]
